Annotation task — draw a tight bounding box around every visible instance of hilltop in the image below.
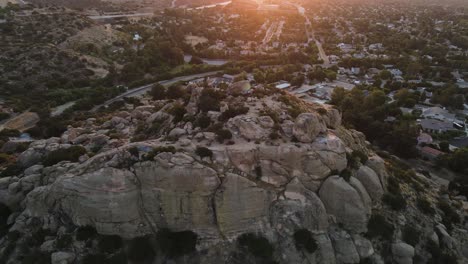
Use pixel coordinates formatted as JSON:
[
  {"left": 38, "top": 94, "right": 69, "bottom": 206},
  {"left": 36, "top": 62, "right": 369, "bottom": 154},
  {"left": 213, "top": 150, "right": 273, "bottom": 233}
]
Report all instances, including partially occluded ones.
[{"left": 0, "top": 82, "right": 466, "bottom": 264}]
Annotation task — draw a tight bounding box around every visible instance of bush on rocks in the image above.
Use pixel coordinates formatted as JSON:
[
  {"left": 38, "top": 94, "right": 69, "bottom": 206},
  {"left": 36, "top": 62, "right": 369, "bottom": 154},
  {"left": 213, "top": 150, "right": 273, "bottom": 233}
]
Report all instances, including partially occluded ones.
[
  {"left": 382, "top": 193, "right": 406, "bottom": 211},
  {"left": 76, "top": 225, "right": 97, "bottom": 241},
  {"left": 43, "top": 146, "right": 87, "bottom": 166},
  {"left": 144, "top": 146, "right": 176, "bottom": 161},
  {"left": 195, "top": 115, "right": 211, "bottom": 129},
  {"left": 402, "top": 225, "right": 420, "bottom": 246},
  {"left": 218, "top": 106, "right": 249, "bottom": 122},
  {"left": 293, "top": 229, "right": 318, "bottom": 253},
  {"left": 98, "top": 235, "right": 122, "bottom": 253},
  {"left": 56, "top": 233, "right": 73, "bottom": 250},
  {"left": 195, "top": 146, "right": 212, "bottom": 159},
  {"left": 366, "top": 213, "right": 394, "bottom": 240},
  {"left": 215, "top": 129, "right": 233, "bottom": 143},
  {"left": 417, "top": 198, "right": 435, "bottom": 216},
  {"left": 237, "top": 233, "right": 274, "bottom": 260},
  {"left": 127, "top": 235, "right": 155, "bottom": 262},
  {"left": 168, "top": 103, "right": 187, "bottom": 123},
  {"left": 157, "top": 229, "right": 197, "bottom": 258}
]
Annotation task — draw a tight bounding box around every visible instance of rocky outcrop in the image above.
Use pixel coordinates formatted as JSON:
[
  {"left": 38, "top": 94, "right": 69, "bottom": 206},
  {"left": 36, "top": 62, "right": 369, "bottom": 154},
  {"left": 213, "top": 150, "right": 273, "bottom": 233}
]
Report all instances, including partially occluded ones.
[
  {"left": 319, "top": 176, "right": 370, "bottom": 233},
  {"left": 355, "top": 165, "right": 384, "bottom": 201},
  {"left": 215, "top": 173, "right": 273, "bottom": 239},
  {"left": 391, "top": 242, "right": 415, "bottom": 264},
  {"left": 3, "top": 87, "right": 463, "bottom": 264},
  {"left": 227, "top": 115, "right": 272, "bottom": 140},
  {"left": 292, "top": 113, "right": 327, "bottom": 143}
]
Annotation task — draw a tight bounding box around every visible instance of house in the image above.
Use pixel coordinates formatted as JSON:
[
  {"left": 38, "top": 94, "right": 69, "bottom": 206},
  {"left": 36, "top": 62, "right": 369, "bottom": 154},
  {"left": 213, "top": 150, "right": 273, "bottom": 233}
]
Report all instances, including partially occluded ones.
[
  {"left": 337, "top": 43, "right": 354, "bottom": 53},
  {"left": 421, "top": 107, "right": 456, "bottom": 122},
  {"left": 449, "top": 137, "right": 468, "bottom": 150},
  {"left": 390, "top": 69, "right": 403, "bottom": 76},
  {"left": 417, "top": 132, "right": 433, "bottom": 145},
  {"left": 275, "top": 81, "right": 291, "bottom": 90},
  {"left": 420, "top": 146, "right": 444, "bottom": 160},
  {"left": 369, "top": 43, "right": 383, "bottom": 51},
  {"left": 420, "top": 119, "right": 456, "bottom": 134}
]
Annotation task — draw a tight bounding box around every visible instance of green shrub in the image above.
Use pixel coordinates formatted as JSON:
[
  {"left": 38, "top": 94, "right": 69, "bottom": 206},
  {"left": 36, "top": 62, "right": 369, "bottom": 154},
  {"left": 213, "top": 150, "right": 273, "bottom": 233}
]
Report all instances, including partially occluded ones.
[
  {"left": 105, "top": 250, "right": 127, "bottom": 264},
  {"left": 195, "top": 146, "right": 212, "bottom": 159},
  {"left": 0, "top": 129, "right": 20, "bottom": 140},
  {"left": 168, "top": 103, "right": 187, "bottom": 123},
  {"left": 237, "top": 233, "right": 274, "bottom": 260},
  {"left": 417, "top": 198, "right": 435, "bottom": 215},
  {"left": 195, "top": 115, "right": 211, "bottom": 129},
  {"left": 76, "top": 225, "right": 97, "bottom": 241},
  {"left": 216, "top": 129, "right": 232, "bottom": 143},
  {"left": 98, "top": 235, "right": 122, "bottom": 253},
  {"left": 127, "top": 235, "right": 155, "bottom": 262},
  {"left": 348, "top": 150, "right": 368, "bottom": 169},
  {"left": 0, "top": 112, "right": 10, "bottom": 121},
  {"left": 82, "top": 253, "right": 107, "bottom": 264},
  {"left": 382, "top": 193, "right": 406, "bottom": 211},
  {"left": 0, "top": 202, "right": 11, "bottom": 237},
  {"left": 198, "top": 88, "right": 224, "bottom": 112},
  {"left": 340, "top": 169, "right": 352, "bottom": 182},
  {"left": 157, "top": 229, "right": 197, "bottom": 258},
  {"left": 43, "top": 146, "right": 87, "bottom": 166},
  {"left": 293, "top": 229, "right": 318, "bottom": 253},
  {"left": 128, "top": 147, "right": 139, "bottom": 158},
  {"left": 317, "top": 108, "right": 327, "bottom": 115},
  {"left": 366, "top": 213, "right": 394, "bottom": 240},
  {"left": 55, "top": 234, "right": 72, "bottom": 250},
  {"left": 402, "top": 226, "right": 420, "bottom": 246},
  {"left": 19, "top": 249, "right": 51, "bottom": 264},
  {"left": 166, "top": 84, "right": 187, "bottom": 100},
  {"left": 438, "top": 201, "right": 460, "bottom": 224},
  {"left": 255, "top": 166, "right": 262, "bottom": 179},
  {"left": 150, "top": 83, "right": 166, "bottom": 100},
  {"left": 0, "top": 163, "right": 23, "bottom": 178},
  {"left": 218, "top": 106, "right": 249, "bottom": 122},
  {"left": 144, "top": 146, "right": 176, "bottom": 161}
]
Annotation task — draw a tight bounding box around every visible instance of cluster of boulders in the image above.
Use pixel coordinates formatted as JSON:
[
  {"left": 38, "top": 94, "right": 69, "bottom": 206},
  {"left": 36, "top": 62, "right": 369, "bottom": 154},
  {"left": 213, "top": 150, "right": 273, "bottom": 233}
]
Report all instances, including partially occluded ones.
[{"left": 0, "top": 85, "right": 466, "bottom": 264}]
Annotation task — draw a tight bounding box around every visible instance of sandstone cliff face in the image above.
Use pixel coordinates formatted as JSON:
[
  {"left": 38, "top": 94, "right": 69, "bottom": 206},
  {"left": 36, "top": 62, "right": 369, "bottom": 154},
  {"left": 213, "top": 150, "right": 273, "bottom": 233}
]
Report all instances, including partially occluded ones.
[{"left": 0, "top": 87, "right": 466, "bottom": 264}]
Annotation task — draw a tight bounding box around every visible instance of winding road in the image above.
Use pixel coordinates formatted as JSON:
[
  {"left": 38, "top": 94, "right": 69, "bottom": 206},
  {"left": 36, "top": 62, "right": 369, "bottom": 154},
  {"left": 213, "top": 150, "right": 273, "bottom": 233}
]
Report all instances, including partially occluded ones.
[
  {"left": 91, "top": 71, "right": 220, "bottom": 112},
  {"left": 293, "top": 3, "right": 331, "bottom": 66}
]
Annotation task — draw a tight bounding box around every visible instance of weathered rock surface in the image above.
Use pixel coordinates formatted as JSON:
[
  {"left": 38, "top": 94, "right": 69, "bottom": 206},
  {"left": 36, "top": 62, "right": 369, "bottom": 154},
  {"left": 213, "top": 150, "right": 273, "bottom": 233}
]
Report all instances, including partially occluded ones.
[
  {"left": 215, "top": 173, "right": 273, "bottom": 239},
  {"left": 391, "top": 242, "right": 415, "bottom": 264},
  {"left": 355, "top": 165, "right": 384, "bottom": 201},
  {"left": 292, "top": 113, "right": 327, "bottom": 143},
  {"left": 319, "top": 176, "right": 369, "bottom": 233}
]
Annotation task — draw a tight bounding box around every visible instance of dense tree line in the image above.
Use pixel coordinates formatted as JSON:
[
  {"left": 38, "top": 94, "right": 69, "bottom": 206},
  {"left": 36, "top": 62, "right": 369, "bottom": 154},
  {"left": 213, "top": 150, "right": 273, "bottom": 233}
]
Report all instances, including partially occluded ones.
[{"left": 331, "top": 87, "right": 418, "bottom": 158}]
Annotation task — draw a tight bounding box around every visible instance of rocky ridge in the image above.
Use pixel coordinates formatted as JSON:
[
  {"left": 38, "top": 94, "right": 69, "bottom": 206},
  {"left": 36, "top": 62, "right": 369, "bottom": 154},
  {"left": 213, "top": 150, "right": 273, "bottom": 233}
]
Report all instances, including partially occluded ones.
[{"left": 0, "top": 84, "right": 466, "bottom": 264}]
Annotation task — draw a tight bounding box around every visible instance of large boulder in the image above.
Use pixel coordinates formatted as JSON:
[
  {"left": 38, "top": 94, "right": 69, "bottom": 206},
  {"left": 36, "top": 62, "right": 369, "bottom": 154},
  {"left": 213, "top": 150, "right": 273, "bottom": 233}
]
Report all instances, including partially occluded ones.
[
  {"left": 392, "top": 242, "right": 415, "bottom": 264},
  {"left": 271, "top": 178, "right": 328, "bottom": 232},
  {"left": 227, "top": 115, "right": 271, "bottom": 140},
  {"left": 365, "top": 155, "right": 388, "bottom": 190},
  {"left": 355, "top": 166, "right": 384, "bottom": 201},
  {"left": 215, "top": 173, "right": 273, "bottom": 239},
  {"left": 352, "top": 234, "right": 374, "bottom": 259},
  {"left": 323, "top": 107, "right": 342, "bottom": 129},
  {"left": 319, "top": 176, "right": 369, "bottom": 233},
  {"left": 134, "top": 153, "right": 221, "bottom": 239},
  {"left": 329, "top": 228, "right": 360, "bottom": 264},
  {"left": 292, "top": 113, "right": 327, "bottom": 143},
  {"left": 26, "top": 168, "right": 147, "bottom": 238}
]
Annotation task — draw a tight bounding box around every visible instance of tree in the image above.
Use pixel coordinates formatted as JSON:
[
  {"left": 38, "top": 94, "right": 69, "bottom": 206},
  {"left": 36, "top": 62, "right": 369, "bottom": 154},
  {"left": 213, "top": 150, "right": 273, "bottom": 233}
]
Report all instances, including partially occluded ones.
[
  {"left": 150, "top": 83, "right": 166, "bottom": 100},
  {"left": 380, "top": 70, "right": 392, "bottom": 80},
  {"left": 330, "top": 87, "right": 347, "bottom": 105},
  {"left": 189, "top": 56, "right": 203, "bottom": 65}
]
